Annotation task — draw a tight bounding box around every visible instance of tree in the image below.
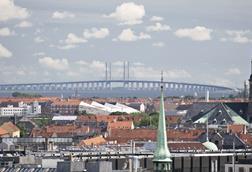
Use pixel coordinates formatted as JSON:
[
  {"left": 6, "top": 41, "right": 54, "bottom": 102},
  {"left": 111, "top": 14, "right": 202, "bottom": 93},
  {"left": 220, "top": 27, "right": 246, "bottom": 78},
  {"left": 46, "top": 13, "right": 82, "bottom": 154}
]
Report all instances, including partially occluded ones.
[{"left": 135, "top": 112, "right": 159, "bottom": 128}]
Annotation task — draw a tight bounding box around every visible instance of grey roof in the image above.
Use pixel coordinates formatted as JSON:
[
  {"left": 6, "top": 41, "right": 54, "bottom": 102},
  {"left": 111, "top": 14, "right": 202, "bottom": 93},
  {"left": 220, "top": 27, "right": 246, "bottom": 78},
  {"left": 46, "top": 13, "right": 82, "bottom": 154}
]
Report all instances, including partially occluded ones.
[
  {"left": 0, "top": 102, "right": 19, "bottom": 107},
  {"left": 0, "top": 168, "right": 56, "bottom": 172},
  {"left": 127, "top": 103, "right": 143, "bottom": 110},
  {"left": 193, "top": 103, "right": 248, "bottom": 125},
  {"left": 184, "top": 102, "right": 249, "bottom": 123},
  {"left": 198, "top": 132, "right": 247, "bottom": 149},
  {"left": 221, "top": 133, "right": 246, "bottom": 149},
  {"left": 184, "top": 102, "right": 217, "bottom": 122}
]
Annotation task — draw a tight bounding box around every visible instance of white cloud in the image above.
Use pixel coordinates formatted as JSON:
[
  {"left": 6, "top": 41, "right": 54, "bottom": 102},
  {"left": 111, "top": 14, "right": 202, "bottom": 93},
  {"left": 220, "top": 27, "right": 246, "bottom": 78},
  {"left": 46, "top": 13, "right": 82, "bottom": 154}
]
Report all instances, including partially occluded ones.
[
  {"left": 65, "top": 33, "right": 87, "bottom": 44},
  {"left": 77, "top": 60, "right": 104, "bottom": 70},
  {"left": 220, "top": 38, "right": 227, "bottom": 42},
  {"left": 133, "top": 62, "right": 145, "bottom": 66},
  {"left": 75, "top": 60, "right": 88, "bottom": 65},
  {"left": 208, "top": 78, "right": 233, "bottom": 87},
  {"left": 0, "top": 27, "right": 12, "bottom": 36},
  {"left": 83, "top": 28, "right": 109, "bottom": 39},
  {"left": 0, "top": 0, "right": 29, "bottom": 22},
  {"left": 66, "top": 71, "right": 79, "bottom": 77},
  {"left": 150, "top": 16, "right": 163, "bottom": 22},
  {"left": 0, "top": 43, "right": 12, "bottom": 58},
  {"left": 174, "top": 26, "right": 213, "bottom": 41},
  {"left": 77, "top": 60, "right": 105, "bottom": 76},
  {"left": 16, "top": 20, "right": 32, "bottom": 28},
  {"left": 225, "top": 68, "right": 241, "bottom": 75},
  {"left": 146, "top": 23, "right": 171, "bottom": 32},
  {"left": 33, "top": 52, "right": 45, "bottom": 57},
  {"left": 223, "top": 30, "right": 252, "bottom": 44},
  {"left": 58, "top": 44, "right": 77, "bottom": 50},
  {"left": 52, "top": 11, "right": 75, "bottom": 19},
  {"left": 112, "top": 61, "right": 124, "bottom": 66},
  {"left": 117, "top": 28, "right": 151, "bottom": 42},
  {"left": 34, "top": 36, "right": 44, "bottom": 43},
  {"left": 105, "top": 2, "right": 145, "bottom": 25},
  {"left": 152, "top": 42, "right": 165, "bottom": 47},
  {"left": 132, "top": 64, "right": 191, "bottom": 80},
  {"left": 39, "top": 57, "right": 69, "bottom": 71},
  {"left": 16, "top": 70, "right": 26, "bottom": 76}
]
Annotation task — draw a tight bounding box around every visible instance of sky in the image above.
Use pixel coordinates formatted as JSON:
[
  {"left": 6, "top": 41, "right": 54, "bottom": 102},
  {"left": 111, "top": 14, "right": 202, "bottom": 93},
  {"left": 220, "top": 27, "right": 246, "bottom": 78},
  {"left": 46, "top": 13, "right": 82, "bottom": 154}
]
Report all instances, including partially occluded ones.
[{"left": 0, "top": 0, "right": 252, "bottom": 88}]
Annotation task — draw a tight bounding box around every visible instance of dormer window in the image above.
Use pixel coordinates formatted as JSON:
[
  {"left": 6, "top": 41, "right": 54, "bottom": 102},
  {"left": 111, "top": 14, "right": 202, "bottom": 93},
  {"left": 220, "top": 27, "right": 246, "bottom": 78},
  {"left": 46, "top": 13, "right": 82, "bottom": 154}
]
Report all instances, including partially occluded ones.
[
  {"left": 213, "top": 118, "right": 217, "bottom": 124},
  {"left": 221, "top": 119, "right": 226, "bottom": 125}
]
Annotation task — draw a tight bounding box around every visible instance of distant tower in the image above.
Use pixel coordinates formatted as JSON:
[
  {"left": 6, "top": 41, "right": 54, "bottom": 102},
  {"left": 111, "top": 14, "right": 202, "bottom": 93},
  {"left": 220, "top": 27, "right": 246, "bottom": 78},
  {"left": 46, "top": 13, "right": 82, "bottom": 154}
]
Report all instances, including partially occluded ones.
[
  {"left": 127, "top": 61, "right": 129, "bottom": 80},
  {"left": 109, "top": 62, "right": 112, "bottom": 80},
  {"left": 123, "top": 61, "right": 126, "bottom": 81},
  {"left": 244, "top": 80, "right": 248, "bottom": 101},
  {"left": 105, "top": 62, "right": 108, "bottom": 81},
  {"left": 248, "top": 60, "right": 252, "bottom": 122},
  {"left": 205, "top": 90, "right": 209, "bottom": 102},
  {"left": 153, "top": 71, "right": 172, "bottom": 172},
  {"left": 249, "top": 60, "right": 252, "bottom": 101}
]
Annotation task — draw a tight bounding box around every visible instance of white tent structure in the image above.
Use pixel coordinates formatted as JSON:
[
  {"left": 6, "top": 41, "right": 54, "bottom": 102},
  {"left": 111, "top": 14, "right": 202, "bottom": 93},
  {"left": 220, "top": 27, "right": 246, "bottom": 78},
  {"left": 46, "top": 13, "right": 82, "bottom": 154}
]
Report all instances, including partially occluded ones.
[
  {"left": 79, "top": 101, "right": 110, "bottom": 115},
  {"left": 115, "top": 103, "right": 140, "bottom": 113}
]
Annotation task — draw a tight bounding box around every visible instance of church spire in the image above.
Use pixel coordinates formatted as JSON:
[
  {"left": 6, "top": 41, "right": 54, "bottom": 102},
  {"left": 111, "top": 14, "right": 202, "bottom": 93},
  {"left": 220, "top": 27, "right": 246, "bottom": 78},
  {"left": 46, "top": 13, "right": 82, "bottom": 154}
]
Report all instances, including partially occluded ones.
[{"left": 153, "top": 71, "right": 172, "bottom": 172}]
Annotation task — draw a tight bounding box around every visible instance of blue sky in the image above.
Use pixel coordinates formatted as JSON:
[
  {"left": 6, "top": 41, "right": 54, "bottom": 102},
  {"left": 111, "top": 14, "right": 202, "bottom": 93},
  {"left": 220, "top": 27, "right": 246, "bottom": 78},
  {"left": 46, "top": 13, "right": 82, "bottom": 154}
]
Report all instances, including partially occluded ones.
[{"left": 0, "top": 0, "right": 252, "bottom": 88}]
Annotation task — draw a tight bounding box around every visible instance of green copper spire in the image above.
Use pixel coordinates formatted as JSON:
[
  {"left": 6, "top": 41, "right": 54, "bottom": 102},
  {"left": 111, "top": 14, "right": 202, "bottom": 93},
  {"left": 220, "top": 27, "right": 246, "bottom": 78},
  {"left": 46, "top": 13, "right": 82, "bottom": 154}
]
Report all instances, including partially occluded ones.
[{"left": 153, "top": 71, "right": 172, "bottom": 172}]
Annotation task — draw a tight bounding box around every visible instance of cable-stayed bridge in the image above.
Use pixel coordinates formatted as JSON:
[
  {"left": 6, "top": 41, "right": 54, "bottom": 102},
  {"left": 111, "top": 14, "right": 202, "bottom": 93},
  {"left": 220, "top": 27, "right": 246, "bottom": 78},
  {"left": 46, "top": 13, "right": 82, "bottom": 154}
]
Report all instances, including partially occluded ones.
[{"left": 0, "top": 80, "right": 234, "bottom": 97}]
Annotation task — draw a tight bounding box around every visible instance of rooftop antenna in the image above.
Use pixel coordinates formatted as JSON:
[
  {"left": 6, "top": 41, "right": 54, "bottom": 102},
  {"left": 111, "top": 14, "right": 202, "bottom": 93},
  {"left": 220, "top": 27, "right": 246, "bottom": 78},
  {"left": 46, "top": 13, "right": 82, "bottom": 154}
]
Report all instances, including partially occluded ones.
[{"left": 206, "top": 113, "right": 209, "bottom": 142}]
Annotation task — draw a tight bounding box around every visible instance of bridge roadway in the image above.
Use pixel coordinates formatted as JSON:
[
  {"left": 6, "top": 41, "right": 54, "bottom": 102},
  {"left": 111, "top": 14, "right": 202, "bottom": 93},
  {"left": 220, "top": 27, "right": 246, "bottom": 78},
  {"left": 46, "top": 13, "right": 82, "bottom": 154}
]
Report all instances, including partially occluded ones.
[{"left": 0, "top": 80, "right": 233, "bottom": 93}]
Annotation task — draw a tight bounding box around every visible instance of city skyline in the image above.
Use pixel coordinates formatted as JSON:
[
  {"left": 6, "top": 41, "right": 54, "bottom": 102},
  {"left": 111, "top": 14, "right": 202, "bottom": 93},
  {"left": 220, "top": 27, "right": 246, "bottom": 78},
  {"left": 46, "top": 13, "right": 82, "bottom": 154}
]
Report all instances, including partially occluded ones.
[{"left": 0, "top": 0, "right": 252, "bottom": 88}]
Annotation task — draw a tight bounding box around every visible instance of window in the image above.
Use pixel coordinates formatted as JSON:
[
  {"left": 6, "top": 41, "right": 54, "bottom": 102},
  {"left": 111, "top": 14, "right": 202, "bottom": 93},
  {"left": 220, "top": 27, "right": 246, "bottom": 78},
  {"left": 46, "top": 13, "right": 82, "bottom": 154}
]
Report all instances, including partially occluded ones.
[
  {"left": 228, "top": 167, "right": 233, "bottom": 172},
  {"left": 239, "top": 167, "right": 244, "bottom": 172},
  {"left": 249, "top": 168, "right": 252, "bottom": 172}
]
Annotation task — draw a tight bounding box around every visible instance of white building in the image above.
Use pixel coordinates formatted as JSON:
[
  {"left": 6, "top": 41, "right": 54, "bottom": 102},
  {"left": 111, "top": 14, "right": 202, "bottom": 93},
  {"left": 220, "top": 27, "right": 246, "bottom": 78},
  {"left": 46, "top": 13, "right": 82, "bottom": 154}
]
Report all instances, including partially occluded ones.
[{"left": 0, "top": 101, "right": 41, "bottom": 116}]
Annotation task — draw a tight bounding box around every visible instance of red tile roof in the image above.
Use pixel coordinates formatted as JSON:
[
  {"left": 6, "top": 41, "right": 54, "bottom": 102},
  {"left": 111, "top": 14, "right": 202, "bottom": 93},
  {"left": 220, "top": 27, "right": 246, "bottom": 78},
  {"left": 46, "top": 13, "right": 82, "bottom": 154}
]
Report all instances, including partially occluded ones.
[
  {"left": 79, "top": 136, "right": 107, "bottom": 146},
  {"left": 107, "top": 121, "right": 134, "bottom": 130},
  {"left": 106, "top": 128, "right": 204, "bottom": 144},
  {"left": 77, "top": 115, "right": 142, "bottom": 123},
  {"left": 166, "top": 115, "right": 182, "bottom": 124},
  {"left": 51, "top": 99, "right": 81, "bottom": 106},
  {"left": 0, "top": 128, "right": 9, "bottom": 137},
  {"left": 0, "top": 122, "right": 20, "bottom": 133},
  {"left": 31, "top": 124, "right": 90, "bottom": 137},
  {"left": 239, "top": 134, "right": 252, "bottom": 146},
  {"left": 169, "top": 142, "right": 206, "bottom": 152},
  {"left": 227, "top": 124, "right": 247, "bottom": 134}
]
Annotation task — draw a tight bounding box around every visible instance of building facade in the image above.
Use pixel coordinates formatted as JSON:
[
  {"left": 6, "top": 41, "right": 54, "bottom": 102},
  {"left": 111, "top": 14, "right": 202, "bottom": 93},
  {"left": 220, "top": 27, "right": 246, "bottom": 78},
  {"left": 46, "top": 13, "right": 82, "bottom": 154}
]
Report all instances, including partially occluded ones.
[{"left": 0, "top": 101, "right": 41, "bottom": 116}]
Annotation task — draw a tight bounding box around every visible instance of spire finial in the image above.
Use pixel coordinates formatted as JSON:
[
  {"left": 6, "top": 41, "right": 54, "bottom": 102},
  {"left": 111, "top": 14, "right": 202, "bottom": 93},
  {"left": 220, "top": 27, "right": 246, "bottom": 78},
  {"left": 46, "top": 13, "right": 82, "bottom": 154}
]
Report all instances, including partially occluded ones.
[
  {"left": 161, "top": 70, "right": 164, "bottom": 90},
  {"left": 251, "top": 59, "right": 252, "bottom": 74}
]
